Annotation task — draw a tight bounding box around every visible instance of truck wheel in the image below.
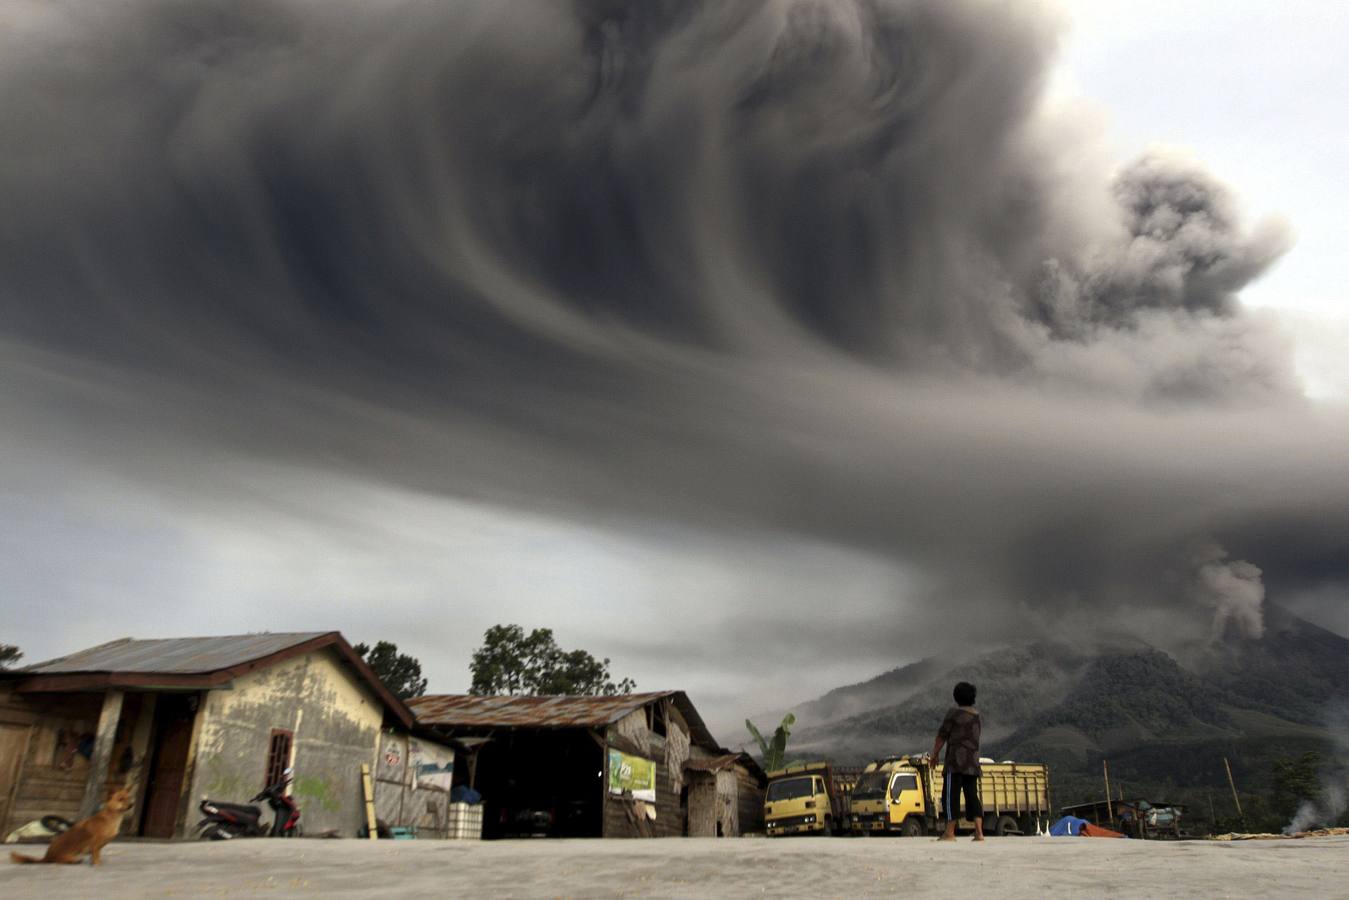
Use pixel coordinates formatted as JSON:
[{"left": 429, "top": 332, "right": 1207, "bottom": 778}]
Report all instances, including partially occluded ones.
[
  {"left": 995, "top": 815, "right": 1019, "bottom": 836},
  {"left": 901, "top": 817, "right": 924, "bottom": 838}
]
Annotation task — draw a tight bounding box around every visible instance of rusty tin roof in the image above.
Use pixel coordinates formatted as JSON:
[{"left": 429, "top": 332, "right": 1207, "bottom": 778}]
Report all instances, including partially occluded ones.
[
  {"left": 21, "top": 632, "right": 333, "bottom": 674},
  {"left": 408, "top": 691, "right": 720, "bottom": 751},
  {"left": 683, "top": 753, "right": 741, "bottom": 772},
  {"left": 11, "top": 632, "right": 414, "bottom": 729},
  {"left": 684, "top": 752, "right": 768, "bottom": 784}
]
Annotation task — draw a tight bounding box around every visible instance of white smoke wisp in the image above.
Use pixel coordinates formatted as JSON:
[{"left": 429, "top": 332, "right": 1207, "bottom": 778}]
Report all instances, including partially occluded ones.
[
  {"left": 1193, "top": 543, "right": 1266, "bottom": 640},
  {"left": 1283, "top": 707, "right": 1349, "bottom": 834},
  {"left": 1283, "top": 783, "right": 1346, "bottom": 835}
]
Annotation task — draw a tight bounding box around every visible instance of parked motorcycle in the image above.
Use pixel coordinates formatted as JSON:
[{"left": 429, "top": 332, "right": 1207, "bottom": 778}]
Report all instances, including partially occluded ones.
[{"left": 196, "top": 770, "right": 301, "bottom": 839}]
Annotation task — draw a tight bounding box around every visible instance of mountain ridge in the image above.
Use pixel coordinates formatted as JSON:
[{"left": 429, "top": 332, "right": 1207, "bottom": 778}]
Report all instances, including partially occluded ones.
[{"left": 750, "top": 606, "right": 1349, "bottom": 830}]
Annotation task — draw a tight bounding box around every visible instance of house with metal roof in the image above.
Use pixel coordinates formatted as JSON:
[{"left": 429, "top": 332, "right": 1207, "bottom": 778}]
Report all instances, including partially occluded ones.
[
  {"left": 408, "top": 691, "right": 764, "bottom": 838},
  {"left": 0, "top": 632, "right": 449, "bottom": 840}
]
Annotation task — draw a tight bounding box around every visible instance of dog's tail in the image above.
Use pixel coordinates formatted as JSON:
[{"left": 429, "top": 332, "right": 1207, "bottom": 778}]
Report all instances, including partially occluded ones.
[{"left": 10, "top": 851, "right": 43, "bottom": 864}]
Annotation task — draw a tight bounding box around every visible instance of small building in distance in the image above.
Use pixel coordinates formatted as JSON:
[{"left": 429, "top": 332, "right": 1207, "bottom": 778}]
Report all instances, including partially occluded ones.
[
  {"left": 0, "top": 632, "right": 452, "bottom": 839},
  {"left": 409, "top": 691, "right": 765, "bottom": 838},
  {"left": 683, "top": 751, "right": 766, "bottom": 837}
]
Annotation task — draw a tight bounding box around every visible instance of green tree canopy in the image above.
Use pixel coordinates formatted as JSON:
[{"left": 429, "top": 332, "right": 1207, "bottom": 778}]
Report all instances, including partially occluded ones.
[
  {"left": 0, "top": 643, "right": 21, "bottom": 670},
  {"left": 1272, "top": 750, "right": 1323, "bottom": 816},
  {"left": 354, "top": 640, "right": 428, "bottom": 700},
  {"left": 469, "top": 624, "right": 636, "bottom": 696}
]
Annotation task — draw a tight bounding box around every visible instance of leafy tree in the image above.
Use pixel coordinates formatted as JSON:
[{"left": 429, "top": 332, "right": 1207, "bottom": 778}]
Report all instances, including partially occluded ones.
[
  {"left": 746, "top": 713, "right": 796, "bottom": 771},
  {"left": 354, "top": 640, "right": 428, "bottom": 700},
  {"left": 469, "top": 624, "right": 636, "bottom": 696},
  {"left": 1272, "top": 751, "right": 1323, "bottom": 819},
  {"left": 0, "top": 643, "right": 21, "bottom": 670}
]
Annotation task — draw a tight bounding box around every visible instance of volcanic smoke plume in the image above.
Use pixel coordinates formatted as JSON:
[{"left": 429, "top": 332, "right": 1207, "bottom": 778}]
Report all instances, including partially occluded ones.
[
  {"left": 1, "top": 0, "right": 1347, "bottom": 688},
  {"left": 1194, "top": 544, "right": 1267, "bottom": 640}
]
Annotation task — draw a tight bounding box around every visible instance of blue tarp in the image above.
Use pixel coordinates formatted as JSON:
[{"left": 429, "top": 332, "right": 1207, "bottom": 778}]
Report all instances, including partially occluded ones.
[
  {"left": 1049, "top": 815, "right": 1088, "bottom": 836},
  {"left": 450, "top": 785, "right": 483, "bottom": 805}
]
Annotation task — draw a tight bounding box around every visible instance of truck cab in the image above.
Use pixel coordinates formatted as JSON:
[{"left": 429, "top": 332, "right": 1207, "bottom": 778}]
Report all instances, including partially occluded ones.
[
  {"left": 763, "top": 762, "right": 839, "bottom": 835},
  {"left": 849, "top": 759, "right": 927, "bottom": 835}
]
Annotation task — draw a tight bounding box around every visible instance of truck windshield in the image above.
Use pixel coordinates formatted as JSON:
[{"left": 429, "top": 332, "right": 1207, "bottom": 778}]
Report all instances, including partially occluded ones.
[
  {"left": 766, "top": 777, "right": 814, "bottom": 801},
  {"left": 852, "top": 771, "right": 888, "bottom": 801}
]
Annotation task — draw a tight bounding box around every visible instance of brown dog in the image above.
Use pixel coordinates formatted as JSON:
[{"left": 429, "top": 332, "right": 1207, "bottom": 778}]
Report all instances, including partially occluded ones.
[{"left": 10, "top": 787, "right": 132, "bottom": 865}]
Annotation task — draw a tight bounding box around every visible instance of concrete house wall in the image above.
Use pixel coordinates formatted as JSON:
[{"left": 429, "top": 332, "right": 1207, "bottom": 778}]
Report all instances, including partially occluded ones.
[{"left": 184, "top": 648, "right": 384, "bottom": 837}]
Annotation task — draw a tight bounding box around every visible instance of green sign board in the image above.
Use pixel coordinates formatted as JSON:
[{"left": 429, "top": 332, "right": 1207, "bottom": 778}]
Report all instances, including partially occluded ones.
[{"left": 607, "top": 748, "right": 657, "bottom": 802}]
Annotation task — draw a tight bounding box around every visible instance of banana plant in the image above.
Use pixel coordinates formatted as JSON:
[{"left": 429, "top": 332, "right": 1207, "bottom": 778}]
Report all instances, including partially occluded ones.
[{"left": 745, "top": 713, "right": 796, "bottom": 771}]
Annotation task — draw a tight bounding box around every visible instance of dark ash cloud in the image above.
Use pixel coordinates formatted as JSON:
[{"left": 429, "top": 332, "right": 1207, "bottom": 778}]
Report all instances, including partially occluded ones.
[{"left": 1, "top": 0, "right": 1345, "bottom": 718}]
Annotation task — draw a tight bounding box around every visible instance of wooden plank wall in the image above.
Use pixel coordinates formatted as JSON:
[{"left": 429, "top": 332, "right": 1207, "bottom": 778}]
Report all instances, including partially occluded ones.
[
  {"left": 0, "top": 690, "right": 104, "bottom": 834},
  {"left": 735, "top": 768, "right": 764, "bottom": 834},
  {"left": 652, "top": 757, "right": 682, "bottom": 837},
  {"left": 686, "top": 771, "right": 718, "bottom": 837},
  {"left": 603, "top": 794, "right": 640, "bottom": 838}
]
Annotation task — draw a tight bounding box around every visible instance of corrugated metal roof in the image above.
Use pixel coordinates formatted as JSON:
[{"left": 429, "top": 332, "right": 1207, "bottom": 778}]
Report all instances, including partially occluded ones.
[
  {"left": 21, "top": 632, "right": 333, "bottom": 675},
  {"left": 684, "top": 752, "right": 768, "bottom": 783},
  {"left": 407, "top": 692, "right": 677, "bottom": 728},
  {"left": 408, "top": 690, "right": 724, "bottom": 754},
  {"left": 683, "top": 754, "right": 742, "bottom": 772}
]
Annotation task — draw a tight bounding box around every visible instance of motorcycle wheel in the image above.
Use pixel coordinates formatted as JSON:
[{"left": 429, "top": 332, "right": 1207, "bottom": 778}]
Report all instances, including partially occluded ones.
[
  {"left": 41, "top": 815, "right": 73, "bottom": 834},
  {"left": 199, "top": 824, "right": 234, "bottom": 840}
]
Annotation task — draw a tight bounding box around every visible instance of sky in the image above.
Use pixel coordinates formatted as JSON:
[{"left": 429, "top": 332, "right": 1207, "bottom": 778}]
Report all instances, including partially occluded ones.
[
  {"left": 1057, "top": 0, "right": 1349, "bottom": 398},
  {"left": 1, "top": 0, "right": 1347, "bottom": 739}
]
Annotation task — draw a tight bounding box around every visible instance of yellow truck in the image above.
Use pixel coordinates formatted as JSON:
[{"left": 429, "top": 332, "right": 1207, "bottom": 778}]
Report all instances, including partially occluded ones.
[
  {"left": 848, "top": 755, "right": 1049, "bottom": 837},
  {"left": 763, "top": 762, "right": 850, "bottom": 836}
]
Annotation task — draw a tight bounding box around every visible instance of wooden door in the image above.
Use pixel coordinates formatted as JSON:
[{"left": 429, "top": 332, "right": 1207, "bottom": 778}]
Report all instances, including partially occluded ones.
[
  {"left": 0, "top": 723, "right": 34, "bottom": 834},
  {"left": 140, "top": 695, "right": 197, "bottom": 838}
]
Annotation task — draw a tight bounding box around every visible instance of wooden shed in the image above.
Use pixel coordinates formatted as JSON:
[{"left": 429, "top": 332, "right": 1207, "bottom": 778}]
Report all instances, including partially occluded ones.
[
  {"left": 408, "top": 691, "right": 754, "bottom": 838},
  {"left": 683, "top": 752, "right": 767, "bottom": 837}
]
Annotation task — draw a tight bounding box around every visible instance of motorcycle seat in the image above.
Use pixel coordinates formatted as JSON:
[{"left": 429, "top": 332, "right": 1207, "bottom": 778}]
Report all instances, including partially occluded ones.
[{"left": 207, "top": 801, "right": 263, "bottom": 821}]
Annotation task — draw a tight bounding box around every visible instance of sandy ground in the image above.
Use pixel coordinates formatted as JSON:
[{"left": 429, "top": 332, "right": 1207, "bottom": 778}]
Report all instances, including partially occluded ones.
[{"left": 4, "top": 835, "right": 1348, "bottom": 899}]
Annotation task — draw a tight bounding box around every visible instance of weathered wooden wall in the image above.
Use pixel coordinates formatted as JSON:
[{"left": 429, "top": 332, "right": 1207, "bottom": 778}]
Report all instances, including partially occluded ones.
[
  {"left": 1, "top": 689, "right": 100, "bottom": 834},
  {"left": 686, "top": 770, "right": 717, "bottom": 837},
  {"left": 715, "top": 769, "right": 739, "bottom": 836},
  {"left": 652, "top": 757, "right": 683, "bottom": 837},
  {"left": 735, "top": 767, "right": 764, "bottom": 834},
  {"left": 602, "top": 699, "right": 694, "bottom": 838}
]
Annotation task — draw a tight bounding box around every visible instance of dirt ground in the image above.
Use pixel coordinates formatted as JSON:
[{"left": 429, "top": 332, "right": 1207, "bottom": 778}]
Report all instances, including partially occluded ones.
[{"left": 4, "top": 835, "right": 1347, "bottom": 898}]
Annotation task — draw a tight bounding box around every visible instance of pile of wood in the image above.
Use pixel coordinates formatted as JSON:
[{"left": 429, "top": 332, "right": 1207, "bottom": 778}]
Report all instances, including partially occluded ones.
[{"left": 1214, "top": 827, "right": 1349, "bottom": 841}]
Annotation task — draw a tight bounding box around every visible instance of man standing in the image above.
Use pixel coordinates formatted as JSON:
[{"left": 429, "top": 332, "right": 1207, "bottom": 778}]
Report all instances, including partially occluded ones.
[{"left": 932, "top": 681, "right": 983, "bottom": 842}]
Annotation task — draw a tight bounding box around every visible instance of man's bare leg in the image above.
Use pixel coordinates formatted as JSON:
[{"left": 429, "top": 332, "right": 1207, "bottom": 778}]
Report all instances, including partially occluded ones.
[
  {"left": 938, "top": 822, "right": 957, "bottom": 842},
  {"left": 972, "top": 818, "right": 985, "bottom": 842}
]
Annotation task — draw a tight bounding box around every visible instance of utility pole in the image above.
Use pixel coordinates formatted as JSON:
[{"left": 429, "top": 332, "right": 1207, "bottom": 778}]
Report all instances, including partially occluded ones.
[
  {"left": 1223, "top": 757, "right": 1244, "bottom": 827},
  {"left": 1103, "top": 759, "right": 1114, "bottom": 824}
]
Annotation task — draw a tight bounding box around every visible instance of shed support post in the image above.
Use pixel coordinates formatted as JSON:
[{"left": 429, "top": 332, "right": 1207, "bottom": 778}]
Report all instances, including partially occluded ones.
[
  {"left": 593, "top": 729, "right": 608, "bottom": 838},
  {"left": 122, "top": 695, "right": 158, "bottom": 830},
  {"left": 79, "top": 690, "right": 125, "bottom": 819}
]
